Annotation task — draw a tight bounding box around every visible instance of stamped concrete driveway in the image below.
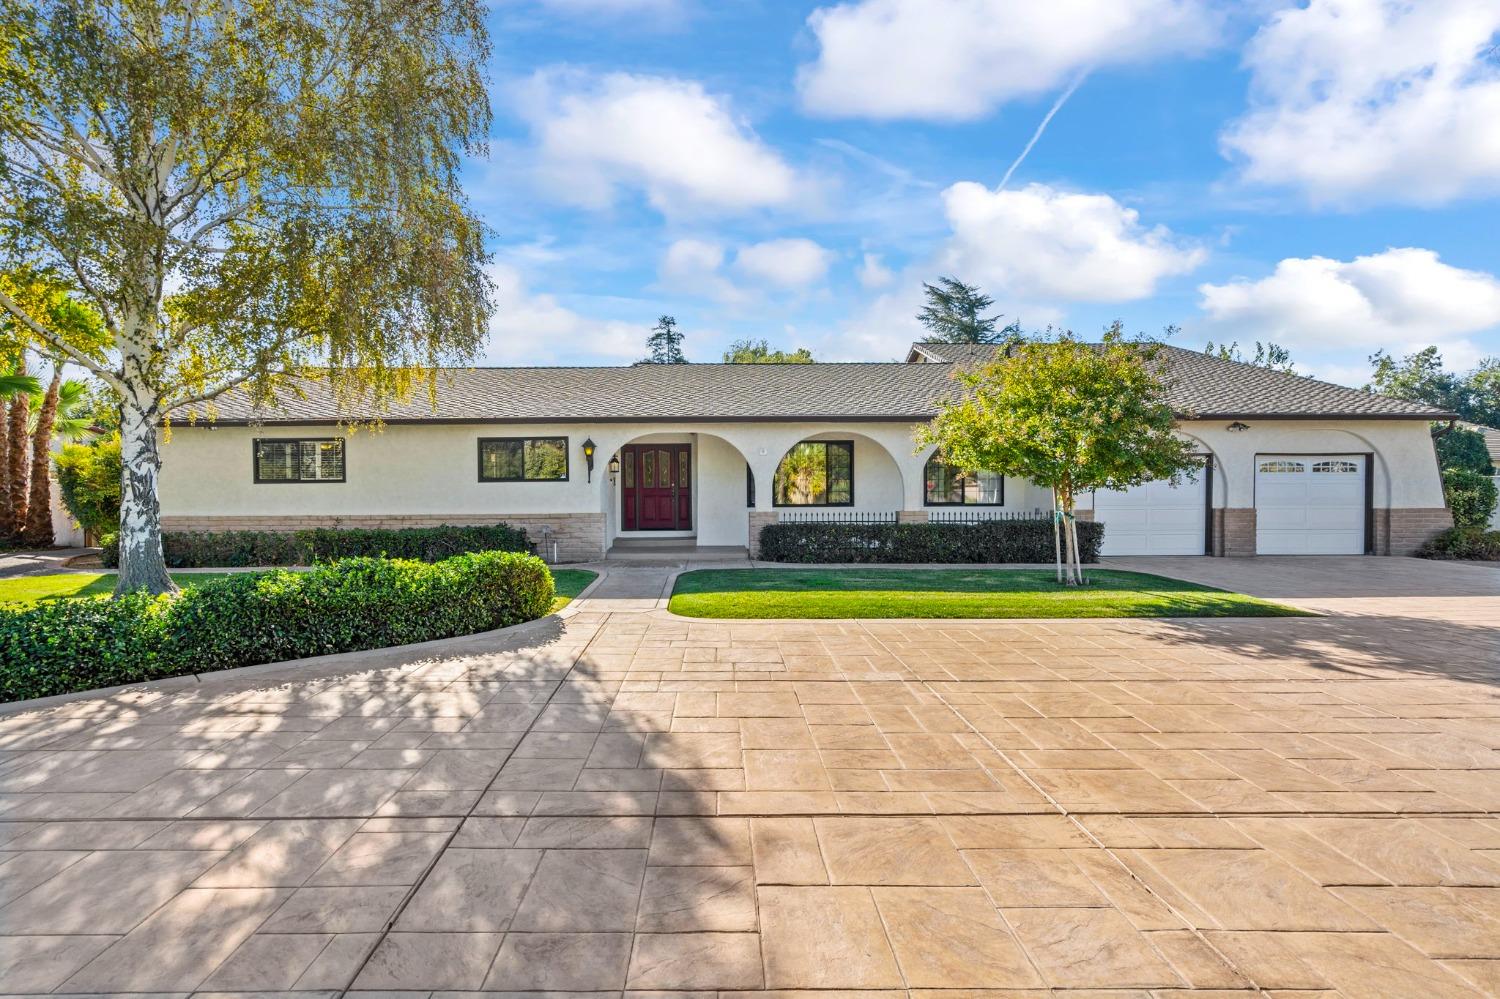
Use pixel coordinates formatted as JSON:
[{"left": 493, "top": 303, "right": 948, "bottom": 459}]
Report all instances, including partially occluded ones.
[{"left": 2, "top": 557, "right": 1499, "bottom": 997}]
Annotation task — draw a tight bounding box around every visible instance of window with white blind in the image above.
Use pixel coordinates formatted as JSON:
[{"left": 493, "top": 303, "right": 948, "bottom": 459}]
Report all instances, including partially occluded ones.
[{"left": 254, "top": 439, "right": 346, "bottom": 483}]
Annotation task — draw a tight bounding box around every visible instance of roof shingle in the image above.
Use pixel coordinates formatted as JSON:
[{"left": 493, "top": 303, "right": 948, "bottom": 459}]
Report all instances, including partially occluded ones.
[{"left": 186, "top": 341, "right": 1454, "bottom": 425}]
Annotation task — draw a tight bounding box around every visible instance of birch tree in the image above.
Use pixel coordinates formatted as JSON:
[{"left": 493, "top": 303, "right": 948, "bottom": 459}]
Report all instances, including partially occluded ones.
[
  {"left": 0, "top": 0, "right": 494, "bottom": 592},
  {"left": 916, "top": 328, "right": 1199, "bottom": 585}
]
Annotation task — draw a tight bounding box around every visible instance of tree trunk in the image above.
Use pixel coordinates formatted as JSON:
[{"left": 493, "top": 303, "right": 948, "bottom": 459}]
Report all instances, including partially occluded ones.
[
  {"left": 4, "top": 357, "right": 30, "bottom": 542},
  {"left": 1051, "top": 487, "right": 1063, "bottom": 584},
  {"left": 114, "top": 388, "right": 176, "bottom": 595},
  {"left": 1059, "top": 485, "right": 1081, "bottom": 586},
  {"left": 20, "top": 367, "right": 61, "bottom": 547},
  {"left": 0, "top": 391, "right": 9, "bottom": 542}
]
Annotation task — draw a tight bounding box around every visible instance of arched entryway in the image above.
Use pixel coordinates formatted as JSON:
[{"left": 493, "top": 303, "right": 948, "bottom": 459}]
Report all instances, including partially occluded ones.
[{"left": 610, "top": 431, "right": 755, "bottom": 549}]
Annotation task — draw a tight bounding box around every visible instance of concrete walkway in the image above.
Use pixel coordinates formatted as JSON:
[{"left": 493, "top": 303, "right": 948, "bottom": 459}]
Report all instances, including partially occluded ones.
[
  {"left": 1, "top": 557, "right": 1498, "bottom": 996},
  {"left": 0, "top": 548, "right": 93, "bottom": 579}
]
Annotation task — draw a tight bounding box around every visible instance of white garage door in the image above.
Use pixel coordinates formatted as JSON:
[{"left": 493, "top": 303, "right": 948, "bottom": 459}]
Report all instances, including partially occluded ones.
[
  {"left": 1095, "top": 473, "right": 1207, "bottom": 556},
  {"left": 1255, "top": 455, "right": 1366, "bottom": 555}
]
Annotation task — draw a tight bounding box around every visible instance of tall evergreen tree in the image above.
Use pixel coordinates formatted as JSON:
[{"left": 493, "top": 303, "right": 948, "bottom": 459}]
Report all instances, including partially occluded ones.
[
  {"left": 917, "top": 277, "right": 1015, "bottom": 344},
  {"left": 643, "top": 315, "right": 687, "bottom": 364}
]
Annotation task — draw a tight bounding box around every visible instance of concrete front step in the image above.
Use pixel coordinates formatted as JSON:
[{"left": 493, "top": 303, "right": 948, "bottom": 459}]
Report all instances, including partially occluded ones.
[{"left": 605, "top": 544, "right": 749, "bottom": 563}]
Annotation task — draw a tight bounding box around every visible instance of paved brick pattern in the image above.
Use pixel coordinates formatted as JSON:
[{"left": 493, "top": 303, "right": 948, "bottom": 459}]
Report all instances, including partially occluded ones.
[{"left": 1, "top": 558, "right": 1498, "bottom": 996}]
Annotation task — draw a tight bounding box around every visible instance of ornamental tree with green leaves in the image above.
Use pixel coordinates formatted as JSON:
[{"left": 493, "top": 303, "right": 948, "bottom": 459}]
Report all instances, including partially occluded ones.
[
  {"left": 0, "top": 0, "right": 495, "bottom": 593},
  {"left": 916, "top": 328, "right": 1199, "bottom": 584}
]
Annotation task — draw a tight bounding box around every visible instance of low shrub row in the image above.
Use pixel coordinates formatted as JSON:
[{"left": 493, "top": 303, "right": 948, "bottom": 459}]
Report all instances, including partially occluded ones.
[
  {"left": 101, "top": 522, "right": 532, "bottom": 568},
  {"left": 1416, "top": 526, "right": 1500, "bottom": 561},
  {"left": 758, "top": 518, "right": 1104, "bottom": 564},
  {"left": 0, "top": 551, "right": 555, "bottom": 702}
]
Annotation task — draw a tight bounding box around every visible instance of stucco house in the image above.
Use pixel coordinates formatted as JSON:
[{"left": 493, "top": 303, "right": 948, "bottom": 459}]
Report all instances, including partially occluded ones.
[{"left": 161, "top": 341, "right": 1455, "bottom": 562}]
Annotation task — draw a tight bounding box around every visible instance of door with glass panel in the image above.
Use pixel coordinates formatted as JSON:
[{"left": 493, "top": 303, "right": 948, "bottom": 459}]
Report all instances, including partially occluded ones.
[{"left": 621, "top": 444, "right": 692, "bottom": 530}]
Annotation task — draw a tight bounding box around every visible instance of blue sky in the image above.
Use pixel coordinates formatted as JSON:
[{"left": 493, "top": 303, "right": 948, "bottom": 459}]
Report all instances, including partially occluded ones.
[{"left": 468, "top": 0, "right": 1500, "bottom": 388}]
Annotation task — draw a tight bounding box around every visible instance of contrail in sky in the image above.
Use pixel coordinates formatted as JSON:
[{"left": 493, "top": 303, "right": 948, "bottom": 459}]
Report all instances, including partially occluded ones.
[{"left": 999, "top": 70, "right": 1088, "bottom": 190}]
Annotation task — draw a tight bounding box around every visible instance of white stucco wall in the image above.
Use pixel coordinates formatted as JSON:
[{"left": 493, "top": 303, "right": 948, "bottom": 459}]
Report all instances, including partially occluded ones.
[
  {"left": 158, "top": 415, "right": 1447, "bottom": 546},
  {"left": 1072, "top": 419, "right": 1446, "bottom": 511}
]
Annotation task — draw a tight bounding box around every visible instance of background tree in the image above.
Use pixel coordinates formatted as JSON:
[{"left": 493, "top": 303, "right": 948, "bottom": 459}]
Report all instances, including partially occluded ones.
[
  {"left": 1204, "top": 340, "right": 1296, "bottom": 373},
  {"left": 0, "top": 0, "right": 494, "bottom": 593},
  {"left": 0, "top": 267, "right": 108, "bottom": 545},
  {"left": 24, "top": 379, "right": 92, "bottom": 545},
  {"left": 642, "top": 315, "right": 687, "bottom": 364},
  {"left": 1366, "top": 347, "right": 1468, "bottom": 415},
  {"left": 1436, "top": 426, "right": 1493, "bottom": 475},
  {"left": 0, "top": 366, "right": 40, "bottom": 540},
  {"left": 917, "top": 277, "right": 1017, "bottom": 344},
  {"left": 54, "top": 432, "right": 121, "bottom": 542},
  {"left": 722, "top": 338, "right": 814, "bottom": 364},
  {"left": 916, "top": 329, "right": 1199, "bottom": 584}
]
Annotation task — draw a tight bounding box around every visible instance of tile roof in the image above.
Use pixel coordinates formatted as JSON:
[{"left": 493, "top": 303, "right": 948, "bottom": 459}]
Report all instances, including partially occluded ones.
[
  {"left": 191, "top": 362, "right": 960, "bottom": 424},
  {"left": 910, "top": 341, "right": 1456, "bottom": 420},
  {"left": 187, "top": 341, "right": 1455, "bottom": 425}
]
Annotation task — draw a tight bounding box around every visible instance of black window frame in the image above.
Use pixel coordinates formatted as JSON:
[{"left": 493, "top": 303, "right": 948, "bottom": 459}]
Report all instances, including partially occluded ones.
[
  {"left": 922, "top": 455, "right": 1004, "bottom": 506},
  {"left": 252, "top": 437, "right": 347, "bottom": 484},
  {"left": 772, "top": 439, "right": 855, "bottom": 507},
  {"left": 477, "top": 436, "right": 570, "bottom": 483}
]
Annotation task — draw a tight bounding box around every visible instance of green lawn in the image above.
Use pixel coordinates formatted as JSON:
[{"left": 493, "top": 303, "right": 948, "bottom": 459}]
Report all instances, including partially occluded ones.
[
  {"left": 0, "top": 567, "right": 598, "bottom": 612},
  {"left": 551, "top": 569, "right": 597, "bottom": 611},
  {"left": 0, "top": 572, "right": 241, "bottom": 606},
  {"left": 669, "top": 568, "right": 1310, "bottom": 619}
]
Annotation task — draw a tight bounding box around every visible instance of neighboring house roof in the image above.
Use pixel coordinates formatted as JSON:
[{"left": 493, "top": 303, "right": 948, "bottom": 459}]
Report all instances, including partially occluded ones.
[
  {"left": 907, "top": 341, "right": 1455, "bottom": 421},
  {"left": 187, "top": 341, "right": 1455, "bottom": 426},
  {"left": 1458, "top": 421, "right": 1500, "bottom": 469}
]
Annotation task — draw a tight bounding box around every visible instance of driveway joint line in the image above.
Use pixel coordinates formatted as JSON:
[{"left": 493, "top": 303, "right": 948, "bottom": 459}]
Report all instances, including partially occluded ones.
[{"left": 858, "top": 619, "right": 1277, "bottom": 997}]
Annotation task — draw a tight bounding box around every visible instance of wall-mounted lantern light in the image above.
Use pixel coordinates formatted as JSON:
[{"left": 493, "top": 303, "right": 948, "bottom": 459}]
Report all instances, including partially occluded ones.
[
  {"left": 1227, "top": 421, "right": 1251, "bottom": 433},
  {"left": 582, "top": 437, "right": 597, "bottom": 482},
  {"left": 608, "top": 452, "right": 621, "bottom": 485}
]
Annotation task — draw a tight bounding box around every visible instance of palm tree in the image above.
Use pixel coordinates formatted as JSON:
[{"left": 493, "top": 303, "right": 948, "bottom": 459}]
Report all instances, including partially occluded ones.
[
  {"left": 0, "top": 366, "right": 41, "bottom": 543},
  {"left": 22, "top": 375, "right": 90, "bottom": 546}
]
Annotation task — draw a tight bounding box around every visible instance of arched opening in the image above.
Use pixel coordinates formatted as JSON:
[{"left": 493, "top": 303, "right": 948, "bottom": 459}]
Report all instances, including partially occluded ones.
[
  {"left": 766, "top": 431, "right": 905, "bottom": 511},
  {"left": 610, "top": 431, "right": 755, "bottom": 548}
]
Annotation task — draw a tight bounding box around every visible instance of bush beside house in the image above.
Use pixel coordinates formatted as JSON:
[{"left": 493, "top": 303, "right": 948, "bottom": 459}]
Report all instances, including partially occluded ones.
[
  {"left": 758, "top": 519, "right": 1104, "bottom": 564},
  {"left": 0, "top": 550, "right": 553, "bottom": 702},
  {"left": 101, "top": 522, "right": 532, "bottom": 568},
  {"left": 1416, "top": 527, "right": 1500, "bottom": 562}
]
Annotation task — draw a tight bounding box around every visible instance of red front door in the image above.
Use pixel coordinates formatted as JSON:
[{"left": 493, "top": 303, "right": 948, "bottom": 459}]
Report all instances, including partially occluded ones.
[{"left": 622, "top": 444, "right": 691, "bottom": 530}]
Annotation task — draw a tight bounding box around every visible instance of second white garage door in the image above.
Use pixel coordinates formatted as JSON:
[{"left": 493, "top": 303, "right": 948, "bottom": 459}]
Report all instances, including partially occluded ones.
[
  {"left": 1095, "top": 472, "right": 1207, "bottom": 556},
  {"left": 1255, "top": 455, "right": 1366, "bottom": 555}
]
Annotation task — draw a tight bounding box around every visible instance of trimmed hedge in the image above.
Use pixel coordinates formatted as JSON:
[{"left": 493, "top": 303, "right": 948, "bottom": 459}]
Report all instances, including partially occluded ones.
[
  {"left": 0, "top": 551, "right": 554, "bottom": 702},
  {"left": 101, "top": 522, "right": 532, "bottom": 568},
  {"left": 758, "top": 518, "right": 1104, "bottom": 564},
  {"left": 1416, "top": 526, "right": 1500, "bottom": 561}
]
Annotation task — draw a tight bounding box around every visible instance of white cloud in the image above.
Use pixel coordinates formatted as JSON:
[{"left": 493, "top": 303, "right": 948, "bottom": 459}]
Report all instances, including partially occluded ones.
[
  {"left": 1197, "top": 248, "right": 1500, "bottom": 363},
  {"left": 483, "top": 264, "right": 645, "bottom": 365},
  {"left": 1221, "top": 0, "right": 1500, "bottom": 205},
  {"left": 734, "top": 238, "right": 834, "bottom": 288},
  {"left": 658, "top": 238, "right": 747, "bottom": 303},
  {"left": 658, "top": 236, "right": 833, "bottom": 301},
  {"left": 515, "top": 69, "right": 799, "bottom": 215},
  {"left": 513, "top": 0, "right": 680, "bottom": 12},
  {"left": 939, "top": 181, "right": 1206, "bottom": 301},
  {"left": 857, "top": 253, "right": 894, "bottom": 289},
  {"left": 797, "top": 0, "right": 1218, "bottom": 120}
]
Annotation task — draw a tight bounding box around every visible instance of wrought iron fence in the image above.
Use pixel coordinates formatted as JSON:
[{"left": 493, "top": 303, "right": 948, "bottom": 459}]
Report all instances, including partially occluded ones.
[
  {"left": 777, "top": 510, "right": 899, "bottom": 524},
  {"left": 926, "top": 508, "right": 1050, "bottom": 524}
]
